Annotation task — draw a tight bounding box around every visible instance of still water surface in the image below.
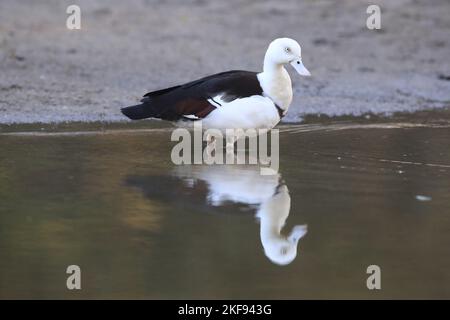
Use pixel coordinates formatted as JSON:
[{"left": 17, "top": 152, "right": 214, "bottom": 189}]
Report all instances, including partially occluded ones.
[{"left": 0, "top": 119, "right": 449, "bottom": 299}]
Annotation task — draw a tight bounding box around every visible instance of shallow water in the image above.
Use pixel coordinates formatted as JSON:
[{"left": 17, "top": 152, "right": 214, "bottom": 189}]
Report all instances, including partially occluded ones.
[{"left": 1, "top": 118, "right": 450, "bottom": 299}]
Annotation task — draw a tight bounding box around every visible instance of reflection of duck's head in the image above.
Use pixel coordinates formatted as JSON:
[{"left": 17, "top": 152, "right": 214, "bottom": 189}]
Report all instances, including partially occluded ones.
[{"left": 258, "top": 185, "right": 307, "bottom": 265}]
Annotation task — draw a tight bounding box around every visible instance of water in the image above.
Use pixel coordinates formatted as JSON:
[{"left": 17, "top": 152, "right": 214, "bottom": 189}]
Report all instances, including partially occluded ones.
[{"left": 1, "top": 117, "right": 450, "bottom": 299}]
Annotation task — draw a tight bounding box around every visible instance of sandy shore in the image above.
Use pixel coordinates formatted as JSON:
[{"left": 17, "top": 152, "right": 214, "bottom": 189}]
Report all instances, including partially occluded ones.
[{"left": 0, "top": 0, "right": 449, "bottom": 124}]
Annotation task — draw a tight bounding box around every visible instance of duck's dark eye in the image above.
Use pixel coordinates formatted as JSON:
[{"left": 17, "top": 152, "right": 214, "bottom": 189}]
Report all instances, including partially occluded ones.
[{"left": 297, "top": 61, "right": 300, "bottom": 64}]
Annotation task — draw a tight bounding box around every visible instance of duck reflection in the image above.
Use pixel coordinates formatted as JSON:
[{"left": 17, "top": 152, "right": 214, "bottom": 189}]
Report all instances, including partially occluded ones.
[
  {"left": 258, "top": 184, "right": 307, "bottom": 265},
  {"left": 126, "top": 162, "right": 307, "bottom": 266}
]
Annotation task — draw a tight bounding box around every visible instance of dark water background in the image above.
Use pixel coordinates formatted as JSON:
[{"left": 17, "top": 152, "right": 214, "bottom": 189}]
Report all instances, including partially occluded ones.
[{"left": 1, "top": 116, "right": 449, "bottom": 299}]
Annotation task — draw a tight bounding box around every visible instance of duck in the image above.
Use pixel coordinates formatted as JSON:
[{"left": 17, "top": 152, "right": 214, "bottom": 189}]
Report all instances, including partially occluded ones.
[{"left": 121, "top": 38, "right": 310, "bottom": 130}]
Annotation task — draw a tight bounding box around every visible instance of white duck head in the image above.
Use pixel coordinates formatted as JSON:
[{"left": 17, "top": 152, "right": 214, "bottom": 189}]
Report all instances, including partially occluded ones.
[{"left": 264, "top": 37, "right": 311, "bottom": 76}]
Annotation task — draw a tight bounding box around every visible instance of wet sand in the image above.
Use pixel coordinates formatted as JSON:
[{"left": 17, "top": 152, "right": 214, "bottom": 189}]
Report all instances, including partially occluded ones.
[{"left": 1, "top": 0, "right": 450, "bottom": 123}]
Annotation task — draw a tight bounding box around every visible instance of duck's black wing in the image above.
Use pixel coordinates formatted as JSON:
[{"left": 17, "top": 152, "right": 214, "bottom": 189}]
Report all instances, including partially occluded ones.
[{"left": 121, "top": 70, "right": 263, "bottom": 121}]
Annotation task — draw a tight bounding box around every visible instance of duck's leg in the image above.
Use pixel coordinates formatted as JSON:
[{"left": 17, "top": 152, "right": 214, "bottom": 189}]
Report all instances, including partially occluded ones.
[
  {"left": 205, "top": 133, "right": 213, "bottom": 146},
  {"left": 206, "top": 133, "right": 217, "bottom": 151},
  {"left": 226, "top": 135, "right": 236, "bottom": 153}
]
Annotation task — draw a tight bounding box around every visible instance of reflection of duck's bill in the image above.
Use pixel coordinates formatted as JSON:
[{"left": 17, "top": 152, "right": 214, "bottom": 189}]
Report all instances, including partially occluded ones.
[{"left": 288, "top": 224, "right": 308, "bottom": 243}]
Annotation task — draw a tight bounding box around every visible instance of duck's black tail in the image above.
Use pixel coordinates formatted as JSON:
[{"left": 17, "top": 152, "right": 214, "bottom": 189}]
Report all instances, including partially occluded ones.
[{"left": 121, "top": 104, "right": 154, "bottom": 120}]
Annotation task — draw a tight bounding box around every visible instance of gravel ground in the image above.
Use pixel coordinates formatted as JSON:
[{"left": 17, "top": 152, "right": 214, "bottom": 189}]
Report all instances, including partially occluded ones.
[{"left": 0, "top": 0, "right": 449, "bottom": 124}]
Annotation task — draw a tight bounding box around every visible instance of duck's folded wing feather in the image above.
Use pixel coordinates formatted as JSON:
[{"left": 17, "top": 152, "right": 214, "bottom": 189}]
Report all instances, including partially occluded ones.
[{"left": 124, "top": 70, "right": 263, "bottom": 121}]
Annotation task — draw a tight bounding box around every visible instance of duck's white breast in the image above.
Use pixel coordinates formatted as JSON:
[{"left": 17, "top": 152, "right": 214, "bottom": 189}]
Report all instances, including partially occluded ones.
[{"left": 201, "top": 95, "right": 280, "bottom": 130}]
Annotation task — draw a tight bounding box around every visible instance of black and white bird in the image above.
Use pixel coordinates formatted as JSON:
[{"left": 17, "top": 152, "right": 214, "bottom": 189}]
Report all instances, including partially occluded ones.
[{"left": 121, "top": 38, "right": 311, "bottom": 130}]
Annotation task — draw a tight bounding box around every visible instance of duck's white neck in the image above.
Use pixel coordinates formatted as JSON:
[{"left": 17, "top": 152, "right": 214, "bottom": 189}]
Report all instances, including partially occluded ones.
[
  {"left": 263, "top": 58, "right": 284, "bottom": 74},
  {"left": 259, "top": 202, "right": 288, "bottom": 243},
  {"left": 258, "top": 58, "right": 293, "bottom": 111}
]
